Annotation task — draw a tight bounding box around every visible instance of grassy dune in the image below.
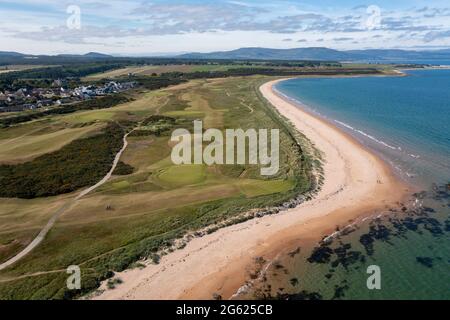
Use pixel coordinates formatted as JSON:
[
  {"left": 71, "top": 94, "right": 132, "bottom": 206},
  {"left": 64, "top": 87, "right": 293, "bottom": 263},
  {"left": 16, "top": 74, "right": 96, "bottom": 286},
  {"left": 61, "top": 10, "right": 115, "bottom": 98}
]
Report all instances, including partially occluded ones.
[{"left": 0, "top": 76, "right": 315, "bottom": 299}]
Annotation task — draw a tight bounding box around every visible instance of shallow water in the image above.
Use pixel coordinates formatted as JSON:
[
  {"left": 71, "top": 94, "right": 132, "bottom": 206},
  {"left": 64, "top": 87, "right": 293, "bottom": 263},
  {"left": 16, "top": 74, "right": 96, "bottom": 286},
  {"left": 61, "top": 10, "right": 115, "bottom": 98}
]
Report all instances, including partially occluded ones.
[
  {"left": 239, "top": 70, "right": 450, "bottom": 300},
  {"left": 276, "top": 69, "right": 450, "bottom": 187}
]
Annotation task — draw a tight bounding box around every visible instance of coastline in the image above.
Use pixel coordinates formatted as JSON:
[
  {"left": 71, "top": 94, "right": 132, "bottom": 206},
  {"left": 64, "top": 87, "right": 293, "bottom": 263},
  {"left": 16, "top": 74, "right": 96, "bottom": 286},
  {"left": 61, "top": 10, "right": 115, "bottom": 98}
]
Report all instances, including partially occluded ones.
[{"left": 93, "top": 78, "right": 411, "bottom": 300}]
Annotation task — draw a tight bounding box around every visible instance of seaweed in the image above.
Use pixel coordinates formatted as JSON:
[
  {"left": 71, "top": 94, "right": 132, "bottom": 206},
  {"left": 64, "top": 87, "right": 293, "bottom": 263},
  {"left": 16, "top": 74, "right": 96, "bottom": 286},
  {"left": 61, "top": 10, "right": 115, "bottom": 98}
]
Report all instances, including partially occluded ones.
[
  {"left": 276, "top": 291, "right": 323, "bottom": 301},
  {"left": 332, "top": 281, "right": 350, "bottom": 300},
  {"left": 416, "top": 257, "right": 434, "bottom": 268},
  {"left": 307, "top": 246, "right": 333, "bottom": 264},
  {"left": 289, "top": 278, "right": 299, "bottom": 287},
  {"left": 288, "top": 247, "right": 301, "bottom": 258}
]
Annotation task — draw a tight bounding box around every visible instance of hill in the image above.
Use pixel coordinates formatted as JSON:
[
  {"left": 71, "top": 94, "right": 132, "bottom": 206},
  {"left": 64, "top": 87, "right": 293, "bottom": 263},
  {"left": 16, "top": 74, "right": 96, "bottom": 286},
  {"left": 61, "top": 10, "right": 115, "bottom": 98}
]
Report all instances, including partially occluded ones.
[
  {"left": 0, "top": 51, "right": 25, "bottom": 57},
  {"left": 178, "top": 47, "right": 450, "bottom": 61}
]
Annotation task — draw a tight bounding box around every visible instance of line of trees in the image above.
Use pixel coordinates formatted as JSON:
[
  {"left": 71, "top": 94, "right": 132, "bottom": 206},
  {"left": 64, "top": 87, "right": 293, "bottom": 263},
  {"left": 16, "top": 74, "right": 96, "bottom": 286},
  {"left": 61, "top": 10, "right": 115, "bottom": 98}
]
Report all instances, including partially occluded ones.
[{"left": 168, "top": 67, "right": 381, "bottom": 80}]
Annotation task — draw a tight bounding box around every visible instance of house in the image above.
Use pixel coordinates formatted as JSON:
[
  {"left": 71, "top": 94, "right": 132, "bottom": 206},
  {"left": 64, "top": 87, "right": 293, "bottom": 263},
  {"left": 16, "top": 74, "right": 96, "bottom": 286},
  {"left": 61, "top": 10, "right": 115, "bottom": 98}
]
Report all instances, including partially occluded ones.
[
  {"left": 23, "top": 103, "right": 37, "bottom": 110},
  {"left": 37, "top": 99, "right": 53, "bottom": 108}
]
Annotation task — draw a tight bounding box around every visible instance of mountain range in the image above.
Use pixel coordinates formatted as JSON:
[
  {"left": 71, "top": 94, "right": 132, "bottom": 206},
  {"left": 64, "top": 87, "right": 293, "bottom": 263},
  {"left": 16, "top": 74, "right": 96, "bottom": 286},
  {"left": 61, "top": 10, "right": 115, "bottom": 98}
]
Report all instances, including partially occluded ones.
[
  {"left": 0, "top": 52, "right": 113, "bottom": 59},
  {"left": 178, "top": 47, "right": 450, "bottom": 61},
  {"left": 2, "top": 48, "right": 450, "bottom": 63}
]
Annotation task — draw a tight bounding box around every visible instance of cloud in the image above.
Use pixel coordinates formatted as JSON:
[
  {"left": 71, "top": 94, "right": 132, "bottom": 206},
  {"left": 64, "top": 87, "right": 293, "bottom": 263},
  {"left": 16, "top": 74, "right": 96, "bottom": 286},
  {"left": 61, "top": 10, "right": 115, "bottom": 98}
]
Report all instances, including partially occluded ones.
[
  {"left": 2, "top": 1, "right": 450, "bottom": 52},
  {"left": 380, "top": 17, "right": 433, "bottom": 32},
  {"left": 3, "top": 5, "right": 362, "bottom": 40},
  {"left": 416, "top": 6, "right": 450, "bottom": 18},
  {"left": 10, "top": 25, "right": 137, "bottom": 45},
  {"left": 424, "top": 30, "right": 450, "bottom": 42},
  {"left": 352, "top": 5, "right": 369, "bottom": 11},
  {"left": 333, "top": 37, "right": 353, "bottom": 42},
  {"left": 127, "top": 2, "right": 268, "bottom": 34}
]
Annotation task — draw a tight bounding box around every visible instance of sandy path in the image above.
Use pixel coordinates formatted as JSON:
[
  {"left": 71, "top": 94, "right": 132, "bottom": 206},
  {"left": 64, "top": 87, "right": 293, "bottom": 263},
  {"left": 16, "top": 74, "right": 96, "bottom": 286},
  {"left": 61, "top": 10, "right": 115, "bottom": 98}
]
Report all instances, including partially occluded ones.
[
  {"left": 0, "top": 130, "right": 132, "bottom": 271},
  {"left": 94, "top": 79, "right": 409, "bottom": 300}
]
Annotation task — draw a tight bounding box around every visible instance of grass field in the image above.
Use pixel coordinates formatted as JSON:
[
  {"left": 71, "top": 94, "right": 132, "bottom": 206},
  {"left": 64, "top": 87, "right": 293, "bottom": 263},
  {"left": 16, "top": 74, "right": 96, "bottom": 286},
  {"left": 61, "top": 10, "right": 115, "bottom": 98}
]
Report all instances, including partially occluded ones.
[
  {"left": 0, "top": 75, "right": 315, "bottom": 299},
  {"left": 0, "top": 65, "right": 56, "bottom": 74},
  {"left": 82, "top": 64, "right": 266, "bottom": 81},
  {"left": 0, "top": 123, "right": 103, "bottom": 163}
]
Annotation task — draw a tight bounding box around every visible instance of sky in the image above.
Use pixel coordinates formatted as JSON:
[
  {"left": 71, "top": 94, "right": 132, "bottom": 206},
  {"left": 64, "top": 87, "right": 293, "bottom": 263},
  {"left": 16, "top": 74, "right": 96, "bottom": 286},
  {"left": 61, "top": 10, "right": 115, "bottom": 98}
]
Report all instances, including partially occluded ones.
[{"left": 1, "top": 0, "right": 450, "bottom": 55}]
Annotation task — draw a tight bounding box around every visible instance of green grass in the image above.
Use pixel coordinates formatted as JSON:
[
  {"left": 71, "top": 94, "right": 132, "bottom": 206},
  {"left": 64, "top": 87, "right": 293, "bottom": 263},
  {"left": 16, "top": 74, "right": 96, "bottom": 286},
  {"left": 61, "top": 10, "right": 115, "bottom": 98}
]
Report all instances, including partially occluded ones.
[
  {"left": 111, "top": 181, "right": 131, "bottom": 190},
  {"left": 0, "top": 124, "right": 102, "bottom": 163},
  {"left": 157, "top": 165, "right": 206, "bottom": 187},
  {"left": 238, "top": 179, "right": 295, "bottom": 198},
  {"left": 0, "top": 123, "right": 125, "bottom": 199},
  {"left": 61, "top": 110, "right": 116, "bottom": 124},
  {"left": 82, "top": 64, "right": 261, "bottom": 81},
  {"left": 163, "top": 110, "right": 205, "bottom": 118}
]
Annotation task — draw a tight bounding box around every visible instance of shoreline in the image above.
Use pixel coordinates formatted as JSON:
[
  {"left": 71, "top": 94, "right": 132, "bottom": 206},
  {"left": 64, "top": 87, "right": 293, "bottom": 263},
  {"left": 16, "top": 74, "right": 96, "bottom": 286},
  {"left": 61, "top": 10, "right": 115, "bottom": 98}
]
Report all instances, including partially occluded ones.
[
  {"left": 93, "top": 78, "right": 411, "bottom": 300},
  {"left": 270, "top": 82, "right": 412, "bottom": 186}
]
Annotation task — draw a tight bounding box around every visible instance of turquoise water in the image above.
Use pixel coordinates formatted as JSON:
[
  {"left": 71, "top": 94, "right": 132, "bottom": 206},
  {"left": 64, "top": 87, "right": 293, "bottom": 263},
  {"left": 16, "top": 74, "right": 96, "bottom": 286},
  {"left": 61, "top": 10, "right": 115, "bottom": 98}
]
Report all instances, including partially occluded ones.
[
  {"left": 276, "top": 69, "right": 450, "bottom": 187},
  {"left": 245, "top": 70, "right": 450, "bottom": 300}
]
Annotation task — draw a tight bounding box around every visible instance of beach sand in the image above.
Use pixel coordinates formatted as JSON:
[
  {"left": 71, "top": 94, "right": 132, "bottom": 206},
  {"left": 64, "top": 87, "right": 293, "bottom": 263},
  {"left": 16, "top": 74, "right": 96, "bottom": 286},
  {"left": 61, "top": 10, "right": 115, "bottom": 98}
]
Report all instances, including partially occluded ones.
[{"left": 93, "top": 79, "right": 411, "bottom": 300}]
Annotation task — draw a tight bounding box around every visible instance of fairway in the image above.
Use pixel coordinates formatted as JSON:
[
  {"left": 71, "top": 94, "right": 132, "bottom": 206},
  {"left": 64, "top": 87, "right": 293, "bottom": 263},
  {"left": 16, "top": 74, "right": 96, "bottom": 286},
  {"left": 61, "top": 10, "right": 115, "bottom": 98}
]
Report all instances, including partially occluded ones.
[
  {"left": 0, "top": 65, "right": 56, "bottom": 74},
  {"left": 0, "top": 123, "right": 103, "bottom": 163},
  {"left": 83, "top": 65, "right": 196, "bottom": 80},
  {"left": 82, "top": 64, "right": 263, "bottom": 81},
  {"left": 163, "top": 110, "right": 205, "bottom": 118},
  {"left": 60, "top": 110, "right": 117, "bottom": 124}
]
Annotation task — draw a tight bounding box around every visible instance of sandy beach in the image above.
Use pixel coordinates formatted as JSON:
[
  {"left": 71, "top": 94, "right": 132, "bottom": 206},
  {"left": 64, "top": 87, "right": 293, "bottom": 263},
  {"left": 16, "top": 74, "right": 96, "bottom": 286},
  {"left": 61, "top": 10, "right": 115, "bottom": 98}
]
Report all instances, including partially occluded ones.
[{"left": 93, "top": 78, "right": 410, "bottom": 300}]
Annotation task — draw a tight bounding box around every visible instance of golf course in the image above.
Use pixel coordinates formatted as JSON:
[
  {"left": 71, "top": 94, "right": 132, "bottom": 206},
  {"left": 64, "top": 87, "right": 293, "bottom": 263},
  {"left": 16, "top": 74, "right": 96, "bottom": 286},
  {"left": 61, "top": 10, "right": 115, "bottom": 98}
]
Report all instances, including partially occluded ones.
[{"left": 0, "top": 75, "right": 315, "bottom": 299}]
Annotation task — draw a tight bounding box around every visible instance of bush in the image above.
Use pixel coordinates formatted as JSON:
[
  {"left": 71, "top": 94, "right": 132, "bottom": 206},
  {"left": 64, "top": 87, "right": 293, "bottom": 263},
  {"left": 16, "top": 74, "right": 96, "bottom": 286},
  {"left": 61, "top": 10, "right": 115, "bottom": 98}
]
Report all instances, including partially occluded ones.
[
  {"left": 113, "top": 161, "right": 134, "bottom": 176},
  {"left": 0, "top": 122, "right": 124, "bottom": 198}
]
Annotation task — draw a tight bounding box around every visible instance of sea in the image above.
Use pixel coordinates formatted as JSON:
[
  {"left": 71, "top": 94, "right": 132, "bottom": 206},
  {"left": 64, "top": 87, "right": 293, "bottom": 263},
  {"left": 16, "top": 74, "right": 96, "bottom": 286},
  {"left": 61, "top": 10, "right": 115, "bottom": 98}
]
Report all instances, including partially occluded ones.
[{"left": 239, "top": 68, "right": 450, "bottom": 300}]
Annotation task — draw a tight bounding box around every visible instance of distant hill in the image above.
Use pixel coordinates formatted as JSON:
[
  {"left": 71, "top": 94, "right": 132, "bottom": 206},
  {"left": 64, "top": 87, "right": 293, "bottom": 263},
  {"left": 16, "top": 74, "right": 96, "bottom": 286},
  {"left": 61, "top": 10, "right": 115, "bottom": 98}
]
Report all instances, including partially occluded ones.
[
  {"left": 178, "top": 47, "right": 450, "bottom": 61},
  {"left": 2, "top": 48, "right": 450, "bottom": 65},
  {"left": 56, "top": 52, "right": 113, "bottom": 58},
  {"left": 0, "top": 51, "right": 112, "bottom": 59},
  {"left": 0, "top": 51, "right": 25, "bottom": 57},
  {"left": 179, "top": 47, "right": 353, "bottom": 61},
  {"left": 84, "top": 52, "right": 113, "bottom": 58},
  {"left": 0, "top": 51, "right": 117, "bottom": 66}
]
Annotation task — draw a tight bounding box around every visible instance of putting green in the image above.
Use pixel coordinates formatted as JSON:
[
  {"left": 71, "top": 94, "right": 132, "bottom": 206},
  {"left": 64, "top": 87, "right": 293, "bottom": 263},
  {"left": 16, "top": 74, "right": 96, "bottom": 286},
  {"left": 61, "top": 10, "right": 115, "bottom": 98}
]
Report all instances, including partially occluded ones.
[{"left": 157, "top": 165, "right": 206, "bottom": 187}]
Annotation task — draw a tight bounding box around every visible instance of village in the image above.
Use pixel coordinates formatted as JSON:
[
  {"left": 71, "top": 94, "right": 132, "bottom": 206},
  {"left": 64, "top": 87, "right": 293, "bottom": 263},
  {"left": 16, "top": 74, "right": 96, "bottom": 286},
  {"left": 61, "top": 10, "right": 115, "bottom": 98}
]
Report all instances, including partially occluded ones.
[{"left": 0, "top": 80, "right": 136, "bottom": 112}]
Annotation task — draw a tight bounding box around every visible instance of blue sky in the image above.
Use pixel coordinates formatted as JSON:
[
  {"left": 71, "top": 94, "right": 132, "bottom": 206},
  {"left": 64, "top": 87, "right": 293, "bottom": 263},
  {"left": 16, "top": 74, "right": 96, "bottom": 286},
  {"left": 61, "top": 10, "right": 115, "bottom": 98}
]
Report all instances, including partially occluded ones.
[{"left": 1, "top": 0, "right": 450, "bottom": 55}]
